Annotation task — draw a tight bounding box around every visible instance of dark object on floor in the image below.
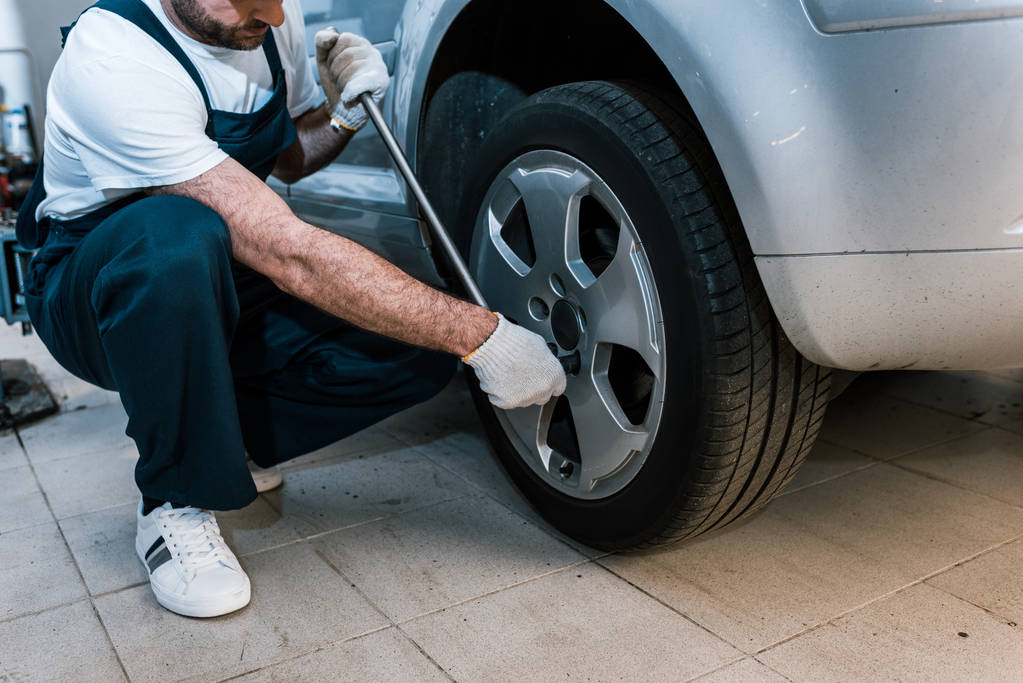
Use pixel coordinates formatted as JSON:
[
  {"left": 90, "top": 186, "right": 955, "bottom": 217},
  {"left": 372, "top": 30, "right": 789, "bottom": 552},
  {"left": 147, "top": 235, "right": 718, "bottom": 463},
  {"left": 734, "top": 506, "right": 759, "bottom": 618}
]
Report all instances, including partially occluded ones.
[{"left": 0, "top": 358, "right": 57, "bottom": 429}]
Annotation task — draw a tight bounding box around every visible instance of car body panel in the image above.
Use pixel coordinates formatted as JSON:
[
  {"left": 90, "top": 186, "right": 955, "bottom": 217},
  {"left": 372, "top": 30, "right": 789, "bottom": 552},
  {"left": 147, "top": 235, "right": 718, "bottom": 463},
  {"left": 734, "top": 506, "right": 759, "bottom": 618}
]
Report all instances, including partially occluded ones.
[
  {"left": 758, "top": 251, "right": 1023, "bottom": 370},
  {"left": 289, "top": 0, "right": 1023, "bottom": 369},
  {"left": 280, "top": 1, "right": 444, "bottom": 286},
  {"left": 803, "top": 0, "right": 1023, "bottom": 33}
]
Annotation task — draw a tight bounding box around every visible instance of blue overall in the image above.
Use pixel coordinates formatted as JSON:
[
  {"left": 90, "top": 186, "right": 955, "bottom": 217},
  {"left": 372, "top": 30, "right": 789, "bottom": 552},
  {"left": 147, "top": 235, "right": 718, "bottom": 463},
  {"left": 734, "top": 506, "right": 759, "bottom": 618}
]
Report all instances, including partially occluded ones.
[{"left": 19, "top": 0, "right": 455, "bottom": 510}]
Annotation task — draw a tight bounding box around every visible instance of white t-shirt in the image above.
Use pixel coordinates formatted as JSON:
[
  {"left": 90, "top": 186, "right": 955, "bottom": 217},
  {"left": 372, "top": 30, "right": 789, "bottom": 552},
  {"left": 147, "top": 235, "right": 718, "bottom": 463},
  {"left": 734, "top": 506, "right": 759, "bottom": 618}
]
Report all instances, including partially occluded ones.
[{"left": 38, "top": 0, "right": 323, "bottom": 221}]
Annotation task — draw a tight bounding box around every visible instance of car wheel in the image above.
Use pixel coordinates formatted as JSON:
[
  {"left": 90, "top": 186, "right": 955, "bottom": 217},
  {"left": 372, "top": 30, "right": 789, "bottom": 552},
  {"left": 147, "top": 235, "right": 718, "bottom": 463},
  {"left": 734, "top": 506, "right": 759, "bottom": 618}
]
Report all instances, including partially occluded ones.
[{"left": 461, "top": 81, "right": 831, "bottom": 550}]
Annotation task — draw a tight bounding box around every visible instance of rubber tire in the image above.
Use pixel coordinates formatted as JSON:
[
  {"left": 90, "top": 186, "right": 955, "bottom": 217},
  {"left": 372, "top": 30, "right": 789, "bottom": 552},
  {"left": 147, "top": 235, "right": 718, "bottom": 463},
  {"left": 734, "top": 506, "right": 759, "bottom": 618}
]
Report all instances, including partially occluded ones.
[{"left": 460, "top": 81, "right": 831, "bottom": 551}]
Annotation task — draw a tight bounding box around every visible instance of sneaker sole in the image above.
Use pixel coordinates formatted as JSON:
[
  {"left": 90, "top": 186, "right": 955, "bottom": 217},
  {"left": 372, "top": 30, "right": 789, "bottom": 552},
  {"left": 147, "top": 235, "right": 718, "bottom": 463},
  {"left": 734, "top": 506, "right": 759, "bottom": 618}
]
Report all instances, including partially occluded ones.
[
  {"left": 252, "top": 469, "right": 283, "bottom": 493},
  {"left": 135, "top": 537, "right": 251, "bottom": 618},
  {"left": 150, "top": 580, "right": 250, "bottom": 619}
]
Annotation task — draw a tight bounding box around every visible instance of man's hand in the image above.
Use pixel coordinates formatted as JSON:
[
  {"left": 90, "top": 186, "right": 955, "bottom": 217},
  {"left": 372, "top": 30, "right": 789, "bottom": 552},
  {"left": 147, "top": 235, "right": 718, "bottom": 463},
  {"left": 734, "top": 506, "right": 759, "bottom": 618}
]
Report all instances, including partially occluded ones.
[
  {"left": 463, "top": 314, "right": 568, "bottom": 410},
  {"left": 315, "top": 28, "right": 389, "bottom": 132}
]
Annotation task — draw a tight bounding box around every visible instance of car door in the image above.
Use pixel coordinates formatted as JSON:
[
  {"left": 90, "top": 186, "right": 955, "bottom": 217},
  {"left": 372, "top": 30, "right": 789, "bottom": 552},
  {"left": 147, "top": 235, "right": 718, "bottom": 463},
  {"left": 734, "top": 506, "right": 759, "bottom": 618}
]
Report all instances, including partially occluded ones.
[{"left": 275, "top": 0, "right": 442, "bottom": 285}]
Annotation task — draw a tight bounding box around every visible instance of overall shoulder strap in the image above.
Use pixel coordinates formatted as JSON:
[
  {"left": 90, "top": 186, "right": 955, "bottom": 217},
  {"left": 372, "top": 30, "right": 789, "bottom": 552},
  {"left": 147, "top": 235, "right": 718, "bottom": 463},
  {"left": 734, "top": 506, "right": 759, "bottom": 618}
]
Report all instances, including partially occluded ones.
[
  {"left": 61, "top": 0, "right": 213, "bottom": 111},
  {"left": 262, "top": 29, "right": 284, "bottom": 77}
]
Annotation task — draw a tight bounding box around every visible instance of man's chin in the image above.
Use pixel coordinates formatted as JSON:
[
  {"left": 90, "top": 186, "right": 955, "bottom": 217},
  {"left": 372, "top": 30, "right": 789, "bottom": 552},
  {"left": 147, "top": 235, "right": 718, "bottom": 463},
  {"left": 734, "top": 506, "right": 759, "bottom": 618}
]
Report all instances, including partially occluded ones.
[
  {"left": 221, "top": 34, "right": 266, "bottom": 51},
  {"left": 235, "top": 36, "right": 266, "bottom": 50}
]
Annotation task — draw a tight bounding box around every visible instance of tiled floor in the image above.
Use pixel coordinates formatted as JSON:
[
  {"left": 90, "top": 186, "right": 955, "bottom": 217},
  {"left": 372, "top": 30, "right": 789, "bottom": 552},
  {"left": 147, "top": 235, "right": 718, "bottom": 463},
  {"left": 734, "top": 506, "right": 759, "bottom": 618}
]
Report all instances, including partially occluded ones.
[{"left": 2, "top": 323, "right": 1023, "bottom": 682}]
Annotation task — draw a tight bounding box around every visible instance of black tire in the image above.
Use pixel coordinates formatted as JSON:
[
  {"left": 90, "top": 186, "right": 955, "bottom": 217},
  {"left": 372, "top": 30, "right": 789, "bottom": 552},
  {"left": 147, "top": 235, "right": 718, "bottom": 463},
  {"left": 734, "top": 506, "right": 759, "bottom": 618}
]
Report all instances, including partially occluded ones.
[{"left": 460, "top": 81, "right": 831, "bottom": 550}]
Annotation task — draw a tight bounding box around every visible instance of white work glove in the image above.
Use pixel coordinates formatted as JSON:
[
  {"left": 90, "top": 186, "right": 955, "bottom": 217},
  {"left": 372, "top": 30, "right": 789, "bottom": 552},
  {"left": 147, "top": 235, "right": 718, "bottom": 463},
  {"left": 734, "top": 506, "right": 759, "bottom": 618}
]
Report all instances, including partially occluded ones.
[
  {"left": 464, "top": 313, "right": 568, "bottom": 410},
  {"left": 314, "top": 28, "right": 389, "bottom": 132}
]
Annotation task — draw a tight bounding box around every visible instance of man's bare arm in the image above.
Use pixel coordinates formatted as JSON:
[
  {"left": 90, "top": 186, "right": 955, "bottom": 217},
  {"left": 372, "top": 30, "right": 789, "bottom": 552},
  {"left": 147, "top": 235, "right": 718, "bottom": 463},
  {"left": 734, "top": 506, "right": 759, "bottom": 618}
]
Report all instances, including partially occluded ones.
[
  {"left": 271, "top": 104, "right": 352, "bottom": 184},
  {"left": 150, "top": 157, "right": 497, "bottom": 356}
]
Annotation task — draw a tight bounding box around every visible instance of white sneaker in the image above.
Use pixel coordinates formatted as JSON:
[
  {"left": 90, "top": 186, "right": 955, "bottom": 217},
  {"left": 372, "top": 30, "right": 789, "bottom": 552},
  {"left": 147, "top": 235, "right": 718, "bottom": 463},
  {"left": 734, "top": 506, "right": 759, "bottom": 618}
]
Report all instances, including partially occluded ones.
[
  {"left": 135, "top": 501, "right": 251, "bottom": 618},
  {"left": 247, "top": 459, "right": 283, "bottom": 493}
]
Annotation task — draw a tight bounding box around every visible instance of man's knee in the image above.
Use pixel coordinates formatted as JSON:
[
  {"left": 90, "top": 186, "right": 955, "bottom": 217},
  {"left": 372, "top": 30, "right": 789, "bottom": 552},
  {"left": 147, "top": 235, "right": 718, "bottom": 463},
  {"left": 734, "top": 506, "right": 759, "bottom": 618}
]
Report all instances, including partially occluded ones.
[
  {"left": 118, "top": 195, "right": 231, "bottom": 257},
  {"left": 88, "top": 196, "right": 236, "bottom": 317},
  {"left": 103, "top": 196, "right": 231, "bottom": 283}
]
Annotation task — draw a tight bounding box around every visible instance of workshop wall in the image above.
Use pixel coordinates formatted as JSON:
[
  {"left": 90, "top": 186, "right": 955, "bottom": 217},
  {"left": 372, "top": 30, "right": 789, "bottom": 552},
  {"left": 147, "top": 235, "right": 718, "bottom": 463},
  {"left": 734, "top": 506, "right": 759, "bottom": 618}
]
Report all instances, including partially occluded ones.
[{"left": 13, "top": 0, "right": 91, "bottom": 140}]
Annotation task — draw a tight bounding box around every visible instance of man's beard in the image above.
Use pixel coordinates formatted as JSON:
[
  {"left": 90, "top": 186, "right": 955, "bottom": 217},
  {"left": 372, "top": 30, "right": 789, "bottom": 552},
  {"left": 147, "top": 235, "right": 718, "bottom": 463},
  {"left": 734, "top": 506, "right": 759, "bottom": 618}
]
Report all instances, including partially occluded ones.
[{"left": 170, "top": 0, "right": 268, "bottom": 50}]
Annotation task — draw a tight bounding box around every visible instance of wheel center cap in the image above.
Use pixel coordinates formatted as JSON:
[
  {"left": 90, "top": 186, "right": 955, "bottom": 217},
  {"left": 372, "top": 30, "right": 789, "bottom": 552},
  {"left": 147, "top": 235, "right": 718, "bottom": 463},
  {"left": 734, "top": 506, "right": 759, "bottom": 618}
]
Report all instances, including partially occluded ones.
[{"left": 551, "top": 300, "right": 581, "bottom": 350}]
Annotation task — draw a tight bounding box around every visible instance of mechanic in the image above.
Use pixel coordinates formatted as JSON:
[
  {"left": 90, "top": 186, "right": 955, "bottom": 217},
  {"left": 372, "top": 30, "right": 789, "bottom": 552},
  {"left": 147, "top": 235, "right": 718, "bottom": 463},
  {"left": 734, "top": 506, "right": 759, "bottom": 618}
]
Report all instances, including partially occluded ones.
[{"left": 17, "top": 0, "right": 565, "bottom": 618}]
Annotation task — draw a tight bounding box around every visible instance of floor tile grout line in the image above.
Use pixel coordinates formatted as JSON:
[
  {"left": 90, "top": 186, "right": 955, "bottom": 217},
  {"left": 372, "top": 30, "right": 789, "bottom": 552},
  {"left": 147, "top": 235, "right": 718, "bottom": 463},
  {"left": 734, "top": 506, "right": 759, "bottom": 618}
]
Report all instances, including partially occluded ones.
[
  {"left": 782, "top": 437, "right": 1023, "bottom": 513},
  {"left": 826, "top": 383, "right": 999, "bottom": 432},
  {"left": 817, "top": 419, "right": 991, "bottom": 465},
  {"left": 0, "top": 518, "right": 66, "bottom": 536},
  {"left": 758, "top": 417, "right": 995, "bottom": 502},
  {"left": 312, "top": 542, "right": 407, "bottom": 627},
  {"left": 276, "top": 443, "right": 415, "bottom": 476},
  {"left": 307, "top": 528, "right": 593, "bottom": 633},
  {"left": 308, "top": 536, "right": 456, "bottom": 681},
  {"left": 683, "top": 654, "right": 794, "bottom": 683},
  {"left": 592, "top": 558, "right": 748, "bottom": 655},
  {"left": 307, "top": 542, "right": 458, "bottom": 681},
  {"left": 51, "top": 499, "right": 141, "bottom": 525},
  {"left": 241, "top": 493, "right": 477, "bottom": 561},
  {"left": 748, "top": 530, "right": 1023, "bottom": 657},
  {"left": 878, "top": 388, "right": 1017, "bottom": 430},
  {"left": 755, "top": 656, "right": 797, "bottom": 682},
  {"left": 237, "top": 516, "right": 390, "bottom": 559},
  {"left": 0, "top": 596, "right": 92, "bottom": 626},
  {"left": 991, "top": 421, "right": 1023, "bottom": 437},
  {"left": 882, "top": 458, "right": 1023, "bottom": 513},
  {"left": 89, "top": 581, "right": 150, "bottom": 601},
  {"left": 924, "top": 580, "right": 1021, "bottom": 627},
  {"left": 393, "top": 558, "right": 596, "bottom": 628},
  {"left": 211, "top": 624, "right": 395, "bottom": 683},
  {"left": 747, "top": 655, "right": 796, "bottom": 682},
  {"left": 22, "top": 442, "right": 136, "bottom": 469},
  {"left": 774, "top": 458, "right": 882, "bottom": 498},
  {"left": 680, "top": 655, "right": 750, "bottom": 683},
  {"left": 393, "top": 625, "right": 457, "bottom": 683},
  {"left": 13, "top": 427, "right": 133, "bottom": 682},
  {"left": 86, "top": 599, "right": 131, "bottom": 682}
]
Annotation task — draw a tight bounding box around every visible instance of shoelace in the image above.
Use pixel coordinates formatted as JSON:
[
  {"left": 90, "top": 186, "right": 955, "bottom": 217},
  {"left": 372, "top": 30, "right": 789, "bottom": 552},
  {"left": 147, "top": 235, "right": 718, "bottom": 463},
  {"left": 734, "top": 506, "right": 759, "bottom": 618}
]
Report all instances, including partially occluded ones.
[{"left": 158, "top": 507, "right": 235, "bottom": 581}]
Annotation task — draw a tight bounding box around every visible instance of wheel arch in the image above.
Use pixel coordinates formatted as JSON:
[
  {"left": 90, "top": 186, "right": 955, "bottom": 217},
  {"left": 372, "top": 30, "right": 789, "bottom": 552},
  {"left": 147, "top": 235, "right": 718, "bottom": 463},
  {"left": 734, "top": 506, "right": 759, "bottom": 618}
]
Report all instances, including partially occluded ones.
[
  {"left": 407, "top": 1, "right": 683, "bottom": 227},
  {"left": 395, "top": 1, "right": 778, "bottom": 225}
]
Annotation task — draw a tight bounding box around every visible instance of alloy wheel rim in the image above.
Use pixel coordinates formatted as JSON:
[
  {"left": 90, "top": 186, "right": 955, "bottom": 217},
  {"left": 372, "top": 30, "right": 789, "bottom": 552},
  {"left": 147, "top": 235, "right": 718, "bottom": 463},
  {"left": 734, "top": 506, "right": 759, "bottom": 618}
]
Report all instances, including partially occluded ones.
[{"left": 469, "top": 150, "right": 667, "bottom": 499}]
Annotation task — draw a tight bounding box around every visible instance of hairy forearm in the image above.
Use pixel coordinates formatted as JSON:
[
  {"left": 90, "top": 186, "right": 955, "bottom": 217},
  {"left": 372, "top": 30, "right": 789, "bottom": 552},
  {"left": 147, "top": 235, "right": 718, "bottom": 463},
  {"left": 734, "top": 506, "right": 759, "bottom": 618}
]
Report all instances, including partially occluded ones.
[
  {"left": 150, "top": 158, "right": 496, "bottom": 356},
  {"left": 281, "top": 224, "right": 495, "bottom": 355},
  {"left": 272, "top": 105, "right": 353, "bottom": 183}
]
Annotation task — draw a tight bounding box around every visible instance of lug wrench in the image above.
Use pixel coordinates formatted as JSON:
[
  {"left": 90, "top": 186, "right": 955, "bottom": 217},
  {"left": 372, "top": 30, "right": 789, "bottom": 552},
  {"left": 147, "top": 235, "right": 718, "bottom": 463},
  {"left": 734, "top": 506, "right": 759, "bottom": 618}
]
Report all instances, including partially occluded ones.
[{"left": 360, "top": 94, "right": 580, "bottom": 374}]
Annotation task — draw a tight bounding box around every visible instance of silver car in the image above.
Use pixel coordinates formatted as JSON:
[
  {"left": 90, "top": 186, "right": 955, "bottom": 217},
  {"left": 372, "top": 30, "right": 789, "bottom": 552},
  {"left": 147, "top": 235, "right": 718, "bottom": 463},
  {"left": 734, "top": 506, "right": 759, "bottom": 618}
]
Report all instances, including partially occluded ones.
[{"left": 278, "top": 0, "right": 1023, "bottom": 550}]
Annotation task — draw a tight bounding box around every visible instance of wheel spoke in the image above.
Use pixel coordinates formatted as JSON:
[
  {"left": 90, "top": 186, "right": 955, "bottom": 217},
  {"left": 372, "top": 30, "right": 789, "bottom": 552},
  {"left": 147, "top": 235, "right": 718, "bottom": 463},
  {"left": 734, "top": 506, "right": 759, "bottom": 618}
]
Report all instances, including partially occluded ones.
[
  {"left": 579, "top": 229, "right": 662, "bottom": 377},
  {"left": 475, "top": 236, "right": 543, "bottom": 329},
  {"left": 509, "top": 167, "right": 590, "bottom": 273},
  {"left": 566, "top": 377, "right": 649, "bottom": 490},
  {"left": 502, "top": 402, "right": 554, "bottom": 471}
]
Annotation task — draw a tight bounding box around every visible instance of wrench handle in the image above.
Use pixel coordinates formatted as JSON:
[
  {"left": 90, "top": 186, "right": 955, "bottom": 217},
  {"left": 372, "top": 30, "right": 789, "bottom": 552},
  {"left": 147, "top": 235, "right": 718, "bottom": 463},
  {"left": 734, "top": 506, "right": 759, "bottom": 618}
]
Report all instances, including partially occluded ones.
[{"left": 359, "top": 94, "right": 489, "bottom": 309}]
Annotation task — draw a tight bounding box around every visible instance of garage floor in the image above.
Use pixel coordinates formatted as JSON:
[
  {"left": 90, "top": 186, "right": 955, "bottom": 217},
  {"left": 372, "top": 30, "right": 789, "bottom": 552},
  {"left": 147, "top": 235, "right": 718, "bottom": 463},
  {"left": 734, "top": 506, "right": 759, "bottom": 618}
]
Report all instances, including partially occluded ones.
[{"left": 3, "top": 322, "right": 1023, "bottom": 682}]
